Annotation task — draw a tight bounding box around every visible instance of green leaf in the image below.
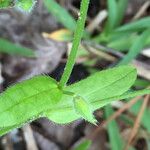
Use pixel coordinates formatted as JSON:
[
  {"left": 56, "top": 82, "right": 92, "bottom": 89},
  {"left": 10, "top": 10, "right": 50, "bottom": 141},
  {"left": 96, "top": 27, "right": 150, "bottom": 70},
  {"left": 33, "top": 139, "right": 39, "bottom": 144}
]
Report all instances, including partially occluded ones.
[
  {"left": 105, "top": 0, "right": 118, "bottom": 32},
  {"left": 116, "top": 17, "right": 150, "bottom": 32},
  {"left": 0, "top": 76, "right": 63, "bottom": 127},
  {"left": 68, "top": 66, "right": 137, "bottom": 101},
  {"left": 119, "top": 28, "right": 150, "bottom": 65},
  {"left": 1, "top": 66, "right": 150, "bottom": 136},
  {"left": 115, "top": 0, "right": 128, "bottom": 27},
  {"left": 45, "top": 66, "right": 137, "bottom": 124},
  {"left": 73, "top": 95, "right": 97, "bottom": 125},
  {"left": 44, "top": 0, "right": 76, "bottom": 31},
  {"left": 0, "top": 0, "right": 14, "bottom": 8},
  {"left": 74, "top": 140, "right": 91, "bottom": 150},
  {"left": 15, "top": 0, "right": 37, "bottom": 12},
  {"left": 0, "top": 38, "right": 35, "bottom": 57},
  {"left": 105, "top": 105, "right": 124, "bottom": 150}
]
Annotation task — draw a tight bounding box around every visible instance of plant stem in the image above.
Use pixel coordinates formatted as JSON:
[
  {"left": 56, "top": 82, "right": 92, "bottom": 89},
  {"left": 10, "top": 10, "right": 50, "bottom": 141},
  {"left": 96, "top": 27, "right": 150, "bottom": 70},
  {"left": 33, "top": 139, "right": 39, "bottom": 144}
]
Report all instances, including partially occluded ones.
[{"left": 59, "top": 0, "right": 90, "bottom": 87}]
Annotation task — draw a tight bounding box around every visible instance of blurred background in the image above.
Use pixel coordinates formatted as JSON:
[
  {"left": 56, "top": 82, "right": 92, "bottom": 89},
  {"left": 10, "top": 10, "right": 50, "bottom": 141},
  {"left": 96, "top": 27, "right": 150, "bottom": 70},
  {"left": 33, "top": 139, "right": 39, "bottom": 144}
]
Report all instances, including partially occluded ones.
[{"left": 0, "top": 0, "right": 150, "bottom": 150}]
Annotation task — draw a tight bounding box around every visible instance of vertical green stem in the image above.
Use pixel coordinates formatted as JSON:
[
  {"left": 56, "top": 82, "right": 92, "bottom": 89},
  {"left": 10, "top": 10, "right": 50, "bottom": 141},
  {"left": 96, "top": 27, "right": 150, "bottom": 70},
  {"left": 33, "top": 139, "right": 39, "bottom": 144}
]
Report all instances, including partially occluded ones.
[{"left": 59, "top": 0, "right": 90, "bottom": 87}]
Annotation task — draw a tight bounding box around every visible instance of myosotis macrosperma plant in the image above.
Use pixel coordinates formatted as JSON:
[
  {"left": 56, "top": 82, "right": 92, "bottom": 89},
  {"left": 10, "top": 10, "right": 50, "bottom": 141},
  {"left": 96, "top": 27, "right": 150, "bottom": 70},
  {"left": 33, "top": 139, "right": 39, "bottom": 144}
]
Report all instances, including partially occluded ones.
[{"left": 0, "top": 0, "right": 150, "bottom": 136}]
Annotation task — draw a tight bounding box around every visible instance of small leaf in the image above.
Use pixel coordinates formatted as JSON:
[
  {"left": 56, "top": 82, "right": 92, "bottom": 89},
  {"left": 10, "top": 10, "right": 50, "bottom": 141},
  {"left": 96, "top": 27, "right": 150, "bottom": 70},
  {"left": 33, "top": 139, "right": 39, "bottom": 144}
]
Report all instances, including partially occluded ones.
[
  {"left": 73, "top": 95, "right": 97, "bottom": 125},
  {"left": 116, "top": 17, "right": 150, "bottom": 32},
  {"left": 105, "top": 105, "right": 124, "bottom": 150}
]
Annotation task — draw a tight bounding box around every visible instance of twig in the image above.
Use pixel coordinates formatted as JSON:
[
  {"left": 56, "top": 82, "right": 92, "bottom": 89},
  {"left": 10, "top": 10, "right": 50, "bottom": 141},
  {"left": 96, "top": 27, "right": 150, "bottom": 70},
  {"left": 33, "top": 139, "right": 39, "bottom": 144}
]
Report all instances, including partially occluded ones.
[
  {"left": 83, "top": 43, "right": 117, "bottom": 62},
  {"left": 1, "top": 134, "right": 13, "bottom": 150},
  {"left": 132, "top": 60, "right": 150, "bottom": 81},
  {"left": 22, "top": 125, "right": 38, "bottom": 150},
  {"left": 88, "top": 96, "right": 142, "bottom": 140},
  {"left": 132, "top": 1, "right": 150, "bottom": 20},
  {"left": 86, "top": 10, "right": 107, "bottom": 33},
  {"left": 124, "top": 95, "right": 150, "bottom": 150},
  {"left": 83, "top": 41, "right": 150, "bottom": 80}
]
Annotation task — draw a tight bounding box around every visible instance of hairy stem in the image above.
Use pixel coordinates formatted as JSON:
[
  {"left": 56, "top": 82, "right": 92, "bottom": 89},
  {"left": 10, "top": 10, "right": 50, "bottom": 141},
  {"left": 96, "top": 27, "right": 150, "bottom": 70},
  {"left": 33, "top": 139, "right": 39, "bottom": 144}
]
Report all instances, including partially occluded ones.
[{"left": 59, "top": 0, "right": 90, "bottom": 87}]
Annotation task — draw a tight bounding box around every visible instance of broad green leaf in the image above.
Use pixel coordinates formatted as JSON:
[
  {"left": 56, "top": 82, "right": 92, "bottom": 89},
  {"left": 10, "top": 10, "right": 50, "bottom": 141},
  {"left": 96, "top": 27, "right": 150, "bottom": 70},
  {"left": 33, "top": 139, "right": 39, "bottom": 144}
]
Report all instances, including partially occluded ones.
[
  {"left": 47, "top": 88, "right": 150, "bottom": 125},
  {"left": 0, "top": 76, "right": 63, "bottom": 127},
  {"left": 0, "top": 0, "right": 14, "bottom": 8},
  {"left": 45, "top": 66, "right": 137, "bottom": 124},
  {"left": 116, "top": 17, "right": 150, "bottom": 32},
  {"left": 68, "top": 66, "right": 137, "bottom": 101},
  {"left": 74, "top": 140, "right": 91, "bottom": 150},
  {"left": 1, "top": 66, "right": 150, "bottom": 136},
  {"left": 15, "top": 0, "right": 37, "bottom": 12},
  {"left": 44, "top": 0, "right": 76, "bottom": 31},
  {"left": 73, "top": 96, "right": 97, "bottom": 125},
  {"left": 105, "top": 105, "right": 124, "bottom": 150},
  {"left": 119, "top": 28, "right": 150, "bottom": 65},
  {"left": 0, "top": 38, "right": 35, "bottom": 57}
]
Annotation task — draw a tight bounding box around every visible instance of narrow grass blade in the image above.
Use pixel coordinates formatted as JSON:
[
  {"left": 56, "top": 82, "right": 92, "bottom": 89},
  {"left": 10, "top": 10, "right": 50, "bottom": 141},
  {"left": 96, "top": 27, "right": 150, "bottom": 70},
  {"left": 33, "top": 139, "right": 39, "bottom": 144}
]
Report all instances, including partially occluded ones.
[
  {"left": 116, "top": 17, "right": 150, "bottom": 32},
  {"left": 0, "top": 38, "right": 35, "bottom": 57},
  {"left": 115, "top": 0, "right": 128, "bottom": 26},
  {"left": 105, "top": 105, "right": 124, "bottom": 150},
  {"left": 44, "top": 0, "right": 76, "bottom": 31},
  {"left": 119, "top": 28, "right": 150, "bottom": 65},
  {"left": 130, "top": 99, "right": 150, "bottom": 132},
  {"left": 74, "top": 140, "right": 91, "bottom": 150},
  {"left": 106, "top": 0, "right": 117, "bottom": 32}
]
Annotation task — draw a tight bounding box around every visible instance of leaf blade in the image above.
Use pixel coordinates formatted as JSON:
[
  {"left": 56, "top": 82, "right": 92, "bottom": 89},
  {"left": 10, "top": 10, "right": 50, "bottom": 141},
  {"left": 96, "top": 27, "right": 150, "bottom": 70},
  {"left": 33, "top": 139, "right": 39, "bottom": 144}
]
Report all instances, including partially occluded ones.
[
  {"left": 119, "top": 28, "right": 150, "bottom": 65},
  {"left": 44, "top": 0, "right": 76, "bottom": 31},
  {"left": 105, "top": 105, "right": 124, "bottom": 150},
  {"left": 45, "top": 66, "right": 137, "bottom": 123},
  {"left": 116, "top": 17, "right": 150, "bottom": 32},
  {"left": 0, "top": 76, "right": 62, "bottom": 127},
  {"left": 0, "top": 38, "right": 35, "bottom": 57}
]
